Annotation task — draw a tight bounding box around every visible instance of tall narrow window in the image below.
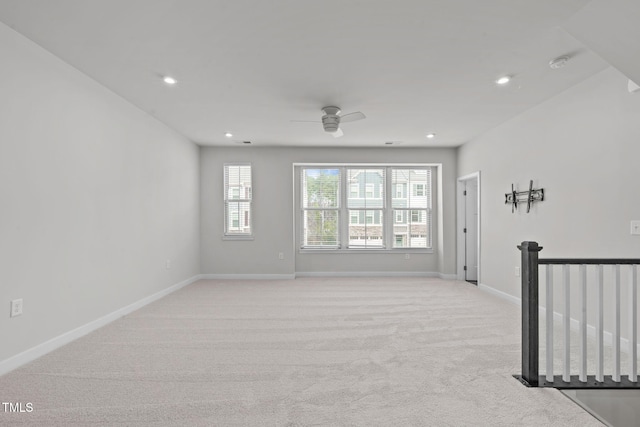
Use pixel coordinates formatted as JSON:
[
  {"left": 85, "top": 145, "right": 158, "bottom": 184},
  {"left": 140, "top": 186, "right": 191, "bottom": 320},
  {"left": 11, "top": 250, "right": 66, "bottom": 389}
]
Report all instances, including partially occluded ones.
[
  {"left": 392, "top": 168, "right": 431, "bottom": 248},
  {"left": 347, "top": 168, "right": 385, "bottom": 248},
  {"left": 301, "top": 168, "right": 340, "bottom": 247},
  {"left": 224, "top": 164, "right": 252, "bottom": 236}
]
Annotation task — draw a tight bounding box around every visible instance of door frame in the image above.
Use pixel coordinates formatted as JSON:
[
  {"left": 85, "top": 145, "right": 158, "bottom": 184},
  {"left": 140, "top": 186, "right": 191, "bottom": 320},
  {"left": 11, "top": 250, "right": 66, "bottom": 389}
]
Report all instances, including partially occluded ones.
[{"left": 456, "top": 171, "right": 481, "bottom": 283}]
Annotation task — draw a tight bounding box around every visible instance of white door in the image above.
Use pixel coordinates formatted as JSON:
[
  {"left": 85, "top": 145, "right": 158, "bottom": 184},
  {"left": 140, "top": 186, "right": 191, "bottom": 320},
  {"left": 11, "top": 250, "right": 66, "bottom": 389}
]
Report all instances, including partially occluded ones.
[{"left": 464, "top": 179, "right": 478, "bottom": 282}]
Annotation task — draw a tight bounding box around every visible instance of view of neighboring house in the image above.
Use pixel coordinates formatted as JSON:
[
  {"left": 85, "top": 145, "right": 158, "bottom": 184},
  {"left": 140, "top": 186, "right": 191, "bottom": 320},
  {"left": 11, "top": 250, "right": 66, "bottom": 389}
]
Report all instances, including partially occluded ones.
[
  {"left": 301, "top": 167, "right": 431, "bottom": 249},
  {"left": 224, "top": 164, "right": 252, "bottom": 235}
]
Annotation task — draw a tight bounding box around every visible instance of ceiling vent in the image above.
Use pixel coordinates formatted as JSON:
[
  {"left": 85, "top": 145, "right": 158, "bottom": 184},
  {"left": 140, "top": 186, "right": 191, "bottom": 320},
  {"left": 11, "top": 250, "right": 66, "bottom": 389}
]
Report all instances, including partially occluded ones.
[{"left": 549, "top": 55, "right": 570, "bottom": 69}]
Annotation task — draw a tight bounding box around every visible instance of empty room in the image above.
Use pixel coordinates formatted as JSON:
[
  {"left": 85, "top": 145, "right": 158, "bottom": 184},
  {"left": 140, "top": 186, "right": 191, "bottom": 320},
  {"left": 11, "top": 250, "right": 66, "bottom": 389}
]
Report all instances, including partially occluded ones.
[{"left": 1, "top": 1, "right": 640, "bottom": 425}]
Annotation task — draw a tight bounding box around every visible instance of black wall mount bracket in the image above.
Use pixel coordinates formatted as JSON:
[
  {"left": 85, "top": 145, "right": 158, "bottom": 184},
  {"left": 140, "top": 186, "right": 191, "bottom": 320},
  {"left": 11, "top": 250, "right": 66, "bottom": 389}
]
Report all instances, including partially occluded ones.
[{"left": 505, "top": 180, "right": 544, "bottom": 213}]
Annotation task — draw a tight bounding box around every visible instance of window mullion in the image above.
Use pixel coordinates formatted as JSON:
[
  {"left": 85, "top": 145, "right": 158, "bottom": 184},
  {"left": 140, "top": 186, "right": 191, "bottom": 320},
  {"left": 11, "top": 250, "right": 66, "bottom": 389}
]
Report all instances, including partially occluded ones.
[
  {"left": 340, "top": 166, "right": 347, "bottom": 249},
  {"left": 384, "top": 166, "right": 392, "bottom": 248}
]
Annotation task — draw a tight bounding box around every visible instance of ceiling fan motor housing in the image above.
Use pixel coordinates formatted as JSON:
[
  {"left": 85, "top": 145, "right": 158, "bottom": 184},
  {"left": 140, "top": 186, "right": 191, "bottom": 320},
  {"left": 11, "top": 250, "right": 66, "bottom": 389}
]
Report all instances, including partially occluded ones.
[
  {"left": 322, "top": 116, "right": 340, "bottom": 132},
  {"left": 321, "top": 106, "right": 341, "bottom": 133}
]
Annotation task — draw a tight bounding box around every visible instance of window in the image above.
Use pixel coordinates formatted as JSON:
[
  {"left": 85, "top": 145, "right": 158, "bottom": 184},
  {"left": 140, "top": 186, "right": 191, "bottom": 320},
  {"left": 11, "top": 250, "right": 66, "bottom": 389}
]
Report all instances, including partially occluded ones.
[
  {"left": 224, "top": 164, "right": 252, "bottom": 236},
  {"left": 349, "top": 183, "right": 359, "bottom": 198},
  {"left": 392, "top": 169, "right": 431, "bottom": 248},
  {"left": 347, "top": 168, "right": 385, "bottom": 248},
  {"left": 300, "top": 165, "right": 432, "bottom": 250},
  {"left": 301, "top": 168, "right": 340, "bottom": 247},
  {"left": 365, "top": 183, "right": 374, "bottom": 198},
  {"left": 365, "top": 211, "right": 374, "bottom": 224}
]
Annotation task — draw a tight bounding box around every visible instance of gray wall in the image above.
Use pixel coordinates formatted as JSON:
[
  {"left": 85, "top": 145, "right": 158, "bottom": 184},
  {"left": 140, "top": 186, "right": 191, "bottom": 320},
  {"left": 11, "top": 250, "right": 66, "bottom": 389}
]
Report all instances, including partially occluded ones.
[
  {"left": 0, "top": 23, "right": 200, "bottom": 362},
  {"left": 200, "top": 146, "right": 457, "bottom": 276},
  {"left": 458, "top": 66, "right": 640, "bottom": 299}
]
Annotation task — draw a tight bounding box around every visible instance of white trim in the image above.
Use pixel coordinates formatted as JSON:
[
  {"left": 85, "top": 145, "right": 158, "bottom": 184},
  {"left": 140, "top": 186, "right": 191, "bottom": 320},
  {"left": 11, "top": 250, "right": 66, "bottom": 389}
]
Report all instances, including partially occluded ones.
[
  {"left": 293, "top": 162, "right": 442, "bottom": 167},
  {"left": 200, "top": 273, "right": 296, "bottom": 280},
  {"left": 299, "top": 249, "right": 434, "bottom": 254},
  {"left": 0, "top": 274, "right": 202, "bottom": 377},
  {"left": 456, "top": 171, "right": 481, "bottom": 282},
  {"left": 223, "top": 162, "right": 252, "bottom": 237},
  {"left": 295, "top": 271, "right": 441, "bottom": 278},
  {"left": 478, "top": 283, "right": 520, "bottom": 305},
  {"left": 478, "top": 282, "right": 640, "bottom": 355},
  {"left": 202, "top": 271, "right": 456, "bottom": 280},
  {"left": 221, "top": 235, "right": 255, "bottom": 241}
]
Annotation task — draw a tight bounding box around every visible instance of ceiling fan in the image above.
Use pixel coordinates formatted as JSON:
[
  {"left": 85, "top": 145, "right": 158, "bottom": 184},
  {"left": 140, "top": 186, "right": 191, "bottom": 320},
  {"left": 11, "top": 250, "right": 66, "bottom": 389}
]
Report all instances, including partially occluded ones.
[{"left": 292, "top": 106, "right": 366, "bottom": 138}]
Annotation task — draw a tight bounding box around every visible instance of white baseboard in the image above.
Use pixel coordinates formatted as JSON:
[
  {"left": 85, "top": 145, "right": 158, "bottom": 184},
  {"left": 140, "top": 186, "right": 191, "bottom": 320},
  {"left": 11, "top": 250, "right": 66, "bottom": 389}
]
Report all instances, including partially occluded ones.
[
  {"left": 478, "top": 282, "right": 639, "bottom": 355},
  {"left": 478, "top": 283, "right": 520, "bottom": 305},
  {"left": 200, "top": 273, "right": 296, "bottom": 280},
  {"left": 0, "top": 274, "right": 201, "bottom": 377},
  {"left": 294, "top": 271, "right": 441, "bottom": 278},
  {"left": 201, "top": 272, "right": 457, "bottom": 280}
]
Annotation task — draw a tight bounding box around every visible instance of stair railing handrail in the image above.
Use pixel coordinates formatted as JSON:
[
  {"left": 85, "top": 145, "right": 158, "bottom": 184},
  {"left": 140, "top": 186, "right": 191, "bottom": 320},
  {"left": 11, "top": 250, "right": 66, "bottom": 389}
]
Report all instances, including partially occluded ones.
[{"left": 516, "top": 241, "right": 640, "bottom": 389}]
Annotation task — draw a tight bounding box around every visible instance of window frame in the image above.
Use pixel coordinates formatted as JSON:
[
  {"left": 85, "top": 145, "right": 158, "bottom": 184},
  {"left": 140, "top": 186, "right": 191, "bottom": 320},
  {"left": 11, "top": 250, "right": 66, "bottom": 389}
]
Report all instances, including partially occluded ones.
[
  {"left": 298, "top": 164, "right": 434, "bottom": 252},
  {"left": 300, "top": 168, "right": 341, "bottom": 248},
  {"left": 223, "top": 163, "right": 253, "bottom": 239}
]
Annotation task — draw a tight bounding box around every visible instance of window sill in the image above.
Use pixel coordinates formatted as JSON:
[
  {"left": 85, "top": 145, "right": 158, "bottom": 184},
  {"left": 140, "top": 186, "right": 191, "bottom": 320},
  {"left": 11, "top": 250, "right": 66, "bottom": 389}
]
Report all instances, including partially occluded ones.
[
  {"left": 222, "top": 235, "right": 254, "bottom": 241},
  {"left": 299, "top": 248, "right": 434, "bottom": 254}
]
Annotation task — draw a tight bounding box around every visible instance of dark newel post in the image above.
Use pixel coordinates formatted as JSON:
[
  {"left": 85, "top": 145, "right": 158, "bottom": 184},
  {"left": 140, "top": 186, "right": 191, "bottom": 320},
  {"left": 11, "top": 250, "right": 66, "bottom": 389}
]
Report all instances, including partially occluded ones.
[{"left": 518, "top": 241, "right": 542, "bottom": 386}]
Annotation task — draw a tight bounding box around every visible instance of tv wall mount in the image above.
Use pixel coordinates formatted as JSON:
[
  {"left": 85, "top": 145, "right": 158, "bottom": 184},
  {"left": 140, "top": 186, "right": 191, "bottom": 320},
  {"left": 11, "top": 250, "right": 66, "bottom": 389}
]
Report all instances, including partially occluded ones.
[{"left": 505, "top": 180, "right": 544, "bottom": 213}]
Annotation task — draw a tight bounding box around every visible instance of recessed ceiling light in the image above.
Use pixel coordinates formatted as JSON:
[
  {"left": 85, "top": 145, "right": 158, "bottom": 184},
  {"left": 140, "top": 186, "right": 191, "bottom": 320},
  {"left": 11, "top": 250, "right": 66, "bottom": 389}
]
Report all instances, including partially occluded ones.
[
  {"left": 163, "top": 76, "right": 177, "bottom": 85},
  {"left": 426, "top": 133, "right": 436, "bottom": 139},
  {"left": 224, "top": 132, "right": 233, "bottom": 138},
  {"left": 496, "top": 76, "right": 511, "bottom": 85}
]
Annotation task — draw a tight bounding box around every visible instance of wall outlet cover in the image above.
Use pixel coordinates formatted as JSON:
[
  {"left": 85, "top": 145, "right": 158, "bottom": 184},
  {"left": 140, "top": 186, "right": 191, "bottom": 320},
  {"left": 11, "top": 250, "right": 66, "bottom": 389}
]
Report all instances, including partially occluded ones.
[{"left": 10, "top": 299, "right": 23, "bottom": 317}]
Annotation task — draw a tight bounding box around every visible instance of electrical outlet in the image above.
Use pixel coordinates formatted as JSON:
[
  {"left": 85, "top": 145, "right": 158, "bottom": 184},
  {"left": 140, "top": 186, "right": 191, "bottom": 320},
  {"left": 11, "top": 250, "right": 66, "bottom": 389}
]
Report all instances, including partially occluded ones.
[
  {"left": 165, "top": 259, "right": 171, "bottom": 269},
  {"left": 515, "top": 266, "right": 521, "bottom": 277},
  {"left": 10, "top": 299, "right": 23, "bottom": 317},
  {"left": 278, "top": 252, "right": 284, "bottom": 260},
  {"left": 404, "top": 253, "right": 410, "bottom": 260}
]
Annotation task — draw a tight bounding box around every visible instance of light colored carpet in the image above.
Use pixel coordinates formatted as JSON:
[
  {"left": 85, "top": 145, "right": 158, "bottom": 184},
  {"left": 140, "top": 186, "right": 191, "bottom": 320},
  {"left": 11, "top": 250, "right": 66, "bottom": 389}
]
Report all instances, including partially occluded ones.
[{"left": 0, "top": 277, "right": 602, "bottom": 426}]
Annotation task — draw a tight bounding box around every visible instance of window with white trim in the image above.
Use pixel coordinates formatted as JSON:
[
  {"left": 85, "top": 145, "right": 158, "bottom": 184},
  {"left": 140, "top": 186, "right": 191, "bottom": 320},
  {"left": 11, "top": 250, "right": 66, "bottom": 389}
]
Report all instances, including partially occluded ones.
[
  {"left": 347, "top": 168, "right": 385, "bottom": 248},
  {"left": 301, "top": 168, "right": 340, "bottom": 247},
  {"left": 299, "top": 165, "right": 432, "bottom": 250},
  {"left": 392, "top": 169, "right": 431, "bottom": 248},
  {"left": 224, "top": 164, "right": 252, "bottom": 236}
]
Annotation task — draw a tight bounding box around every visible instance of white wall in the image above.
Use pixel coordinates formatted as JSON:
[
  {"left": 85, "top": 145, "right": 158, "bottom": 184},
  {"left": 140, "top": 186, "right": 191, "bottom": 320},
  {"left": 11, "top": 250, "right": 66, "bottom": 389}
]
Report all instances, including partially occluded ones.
[
  {"left": 0, "top": 23, "right": 200, "bottom": 363},
  {"left": 458, "top": 67, "right": 640, "bottom": 299},
  {"left": 200, "top": 146, "right": 457, "bottom": 277}
]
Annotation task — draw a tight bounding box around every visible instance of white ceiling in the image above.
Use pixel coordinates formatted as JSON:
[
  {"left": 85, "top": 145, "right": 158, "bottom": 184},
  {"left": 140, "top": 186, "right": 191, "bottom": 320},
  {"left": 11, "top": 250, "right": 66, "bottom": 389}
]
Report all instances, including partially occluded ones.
[{"left": 0, "top": 1, "right": 617, "bottom": 147}]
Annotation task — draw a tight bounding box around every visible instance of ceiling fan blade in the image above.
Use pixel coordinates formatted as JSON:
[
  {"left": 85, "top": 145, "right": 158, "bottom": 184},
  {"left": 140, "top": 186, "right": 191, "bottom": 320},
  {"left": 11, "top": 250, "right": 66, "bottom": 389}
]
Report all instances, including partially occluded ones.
[
  {"left": 340, "top": 112, "right": 366, "bottom": 123},
  {"left": 290, "top": 120, "right": 321, "bottom": 123},
  {"left": 331, "top": 128, "right": 344, "bottom": 138}
]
